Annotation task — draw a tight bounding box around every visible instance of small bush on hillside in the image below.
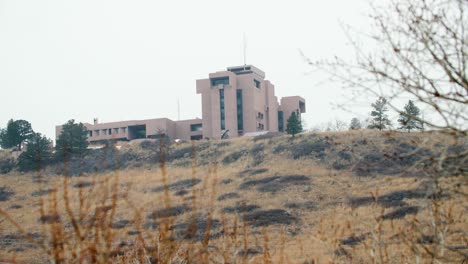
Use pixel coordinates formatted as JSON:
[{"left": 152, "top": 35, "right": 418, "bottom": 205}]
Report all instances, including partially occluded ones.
[
  {"left": 222, "top": 149, "right": 247, "bottom": 165},
  {"left": 167, "top": 142, "right": 210, "bottom": 162},
  {"left": 253, "top": 132, "right": 281, "bottom": 142},
  {"left": 338, "top": 151, "right": 352, "bottom": 161},
  {"left": 0, "top": 186, "right": 15, "bottom": 201},
  {"left": 215, "top": 141, "right": 230, "bottom": 148},
  {"left": 250, "top": 144, "right": 265, "bottom": 166},
  {"left": 0, "top": 151, "right": 15, "bottom": 174},
  {"left": 272, "top": 143, "right": 288, "bottom": 154},
  {"left": 56, "top": 143, "right": 130, "bottom": 176},
  {"left": 290, "top": 139, "right": 330, "bottom": 159}
]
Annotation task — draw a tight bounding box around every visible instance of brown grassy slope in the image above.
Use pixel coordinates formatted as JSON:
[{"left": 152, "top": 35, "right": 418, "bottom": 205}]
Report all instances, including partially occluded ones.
[{"left": 0, "top": 130, "right": 466, "bottom": 263}]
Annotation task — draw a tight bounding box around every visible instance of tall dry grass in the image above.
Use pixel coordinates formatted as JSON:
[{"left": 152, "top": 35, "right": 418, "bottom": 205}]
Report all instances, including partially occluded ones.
[{"left": 0, "top": 131, "right": 466, "bottom": 263}]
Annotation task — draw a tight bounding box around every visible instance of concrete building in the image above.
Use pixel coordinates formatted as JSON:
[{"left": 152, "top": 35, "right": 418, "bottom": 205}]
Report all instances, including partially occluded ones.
[
  {"left": 196, "top": 65, "right": 305, "bottom": 139},
  {"left": 55, "top": 118, "right": 203, "bottom": 145},
  {"left": 56, "top": 65, "right": 305, "bottom": 143}
]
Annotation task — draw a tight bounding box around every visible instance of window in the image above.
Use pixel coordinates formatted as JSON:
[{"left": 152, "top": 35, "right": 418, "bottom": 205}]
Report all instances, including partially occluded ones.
[
  {"left": 211, "top": 77, "right": 229, "bottom": 86},
  {"left": 108, "top": 128, "right": 112, "bottom": 135},
  {"left": 257, "top": 112, "right": 264, "bottom": 119},
  {"left": 190, "top": 123, "right": 202, "bottom": 132},
  {"left": 114, "top": 128, "right": 119, "bottom": 134},
  {"left": 102, "top": 129, "right": 107, "bottom": 135},
  {"left": 122, "top": 127, "right": 127, "bottom": 134},
  {"left": 88, "top": 131, "right": 93, "bottom": 137},
  {"left": 190, "top": 135, "right": 203, "bottom": 140},
  {"left": 95, "top": 130, "right": 100, "bottom": 136},
  {"left": 278, "top": 111, "right": 284, "bottom": 132},
  {"left": 254, "top": 79, "right": 260, "bottom": 88},
  {"left": 236, "top": 89, "right": 243, "bottom": 131},
  {"left": 219, "top": 89, "right": 225, "bottom": 130}
]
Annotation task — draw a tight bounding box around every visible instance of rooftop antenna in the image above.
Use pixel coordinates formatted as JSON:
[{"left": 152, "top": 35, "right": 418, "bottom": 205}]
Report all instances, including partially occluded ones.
[
  {"left": 243, "top": 33, "right": 247, "bottom": 65},
  {"left": 177, "top": 99, "right": 180, "bottom": 121}
]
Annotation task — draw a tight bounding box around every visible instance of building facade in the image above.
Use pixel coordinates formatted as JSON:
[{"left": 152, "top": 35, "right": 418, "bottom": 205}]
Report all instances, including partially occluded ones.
[
  {"left": 196, "top": 65, "right": 305, "bottom": 139},
  {"left": 56, "top": 65, "right": 305, "bottom": 143},
  {"left": 55, "top": 118, "right": 203, "bottom": 145}
]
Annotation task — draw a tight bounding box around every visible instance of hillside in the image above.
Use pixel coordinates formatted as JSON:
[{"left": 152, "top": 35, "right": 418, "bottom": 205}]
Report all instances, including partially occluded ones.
[{"left": 0, "top": 130, "right": 466, "bottom": 263}]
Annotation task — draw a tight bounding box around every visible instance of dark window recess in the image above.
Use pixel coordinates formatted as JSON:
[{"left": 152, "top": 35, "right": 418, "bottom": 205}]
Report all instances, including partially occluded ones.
[
  {"left": 108, "top": 129, "right": 112, "bottom": 135},
  {"left": 88, "top": 131, "right": 93, "bottom": 137},
  {"left": 278, "top": 111, "right": 284, "bottom": 132},
  {"left": 211, "top": 77, "right": 229, "bottom": 86},
  {"left": 219, "top": 89, "right": 225, "bottom": 130},
  {"left": 190, "top": 135, "right": 203, "bottom": 140},
  {"left": 254, "top": 79, "right": 260, "bottom": 88},
  {"left": 236, "top": 89, "right": 243, "bottom": 131},
  {"left": 299, "top": 101, "right": 306, "bottom": 113},
  {"left": 190, "top": 123, "right": 202, "bottom": 132}
]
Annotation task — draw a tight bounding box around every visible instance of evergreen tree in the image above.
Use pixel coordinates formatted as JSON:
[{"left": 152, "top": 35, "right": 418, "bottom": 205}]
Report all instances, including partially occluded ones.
[
  {"left": 286, "top": 111, "right": 302, "bottom": 137},
  {"left": 0, "top": 119, "right": 33, "bottom": 150},
  {"left": 349, "top": 118, "right": 362, "bottom": 130},
  {"left": 367, "top": 97, "right": 392, "bottom": 131},
  {"left": 55, "top": 119, "right": 89, "bottom": 161},
  {"left": 17, "top": 132, "right": 52, "bottom": 171},
  {"left": 398, "top": 100, "right": 422, "bottom": 132}
]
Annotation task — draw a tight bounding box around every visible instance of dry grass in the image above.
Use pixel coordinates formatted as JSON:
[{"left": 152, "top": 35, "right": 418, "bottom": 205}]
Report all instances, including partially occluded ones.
[{"left": 0, "top": 130, "right": 466, "bottom": 263}]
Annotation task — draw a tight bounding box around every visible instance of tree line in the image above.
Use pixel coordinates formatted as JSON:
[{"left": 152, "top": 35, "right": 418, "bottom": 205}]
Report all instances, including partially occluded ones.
[
  {"left": 285, "top": 97, "right": 424, "bottom": 136},
  {"left": 0, "top": 119, "right": 89, "bottom": 172},
  {"left": 350, "top": 97, "right": 424, "bottom": 132}
]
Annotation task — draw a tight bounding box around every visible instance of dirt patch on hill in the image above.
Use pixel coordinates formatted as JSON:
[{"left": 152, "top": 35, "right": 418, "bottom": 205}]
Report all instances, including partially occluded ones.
[
  {"left": 147, "top": 205, "right": 191, "bottom": 219},
  {"left": 0, "top": 186, "right": 14, "bottom": 202},
  {"left": 284, "top": 201, "right": 316, "bottom": 210},
  {"left": 170, "top": 216, "right": 222, "bottom": 241},
  {"left": 349, "top": 184, "right": 432, "bottom": 208},
  {"left": 112, "top": 219, "right": 131, "bottom": 229},
  {"left": 31, "top": 188, "right": 56, "bottom": 197},
  {"left": 217, "top": 192, "right": 240, "bottom": 201},
  {"left": 380, "top": 206, "right": 420, "bottom": 220},
  {"left": 243, "top": 209, "right": 296, "bottom": 227},
  {"left": 152, "top": 179, "right": 202, "bottom": 193},
  {"left": 39, "top": 214, "right": 61, "bottom": 224},
  {"left": 238, "top": 168, "right": 268, "bottom": 178},
  {"left": 239, "top": 175, "right": 311, "bottom": 193},
  {"left": 222, "top": 204, "right": 260, "bottom": 214},
  {"left": 73, "top": 181, "right": 94, "bottom": 188}
]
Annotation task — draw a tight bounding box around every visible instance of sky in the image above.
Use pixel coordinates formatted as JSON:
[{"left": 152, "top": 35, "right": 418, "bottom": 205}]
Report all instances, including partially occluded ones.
[{"left": 0, "top": 0, "right": 378, "bottom": 139}]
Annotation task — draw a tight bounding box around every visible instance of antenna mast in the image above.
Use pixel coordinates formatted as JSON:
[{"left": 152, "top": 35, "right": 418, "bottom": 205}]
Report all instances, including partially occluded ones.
[
  {"left": 243, "top": 33, "right": 247, "bottom": 65},
  {"left": 177, "top": 99, "right": 180, "bottom": 121}
]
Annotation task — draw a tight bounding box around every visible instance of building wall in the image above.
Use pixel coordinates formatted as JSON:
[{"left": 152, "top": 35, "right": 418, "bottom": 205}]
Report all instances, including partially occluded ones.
[
  {"left": 196, "top": 65, "right": 303, "bottom": 139},
  {"left": 279, "top": 96, "right": 306, "bottom": 130},
  {"left": 174, "top": 118, "right": 203, "bottom": 140},
  {"left": 56, "top": 118, "right": 198, "bottom": 144}
]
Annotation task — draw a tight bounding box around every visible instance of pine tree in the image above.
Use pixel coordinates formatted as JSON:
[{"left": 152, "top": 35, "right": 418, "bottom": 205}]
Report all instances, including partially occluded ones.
[
  {"left": 55, "top": 119, "right": 89, "bottom": 161},
  {"left": 349, "top": 118, "right": 362, "bottom": 130},
  {"left": 0, "top": 119, "right": 33, "bottom": 150},
  {"left": 17, "top": 132, "right": 52, "bottom": 171},
  {"left": 286, "top": 112, "right": 302, "bottom": 137},
  {"left": 398, "top": 100, "right": 422, "bottom": 132},
  {"left": 367, "top": 97, "right": 392, "bottom": 131}
]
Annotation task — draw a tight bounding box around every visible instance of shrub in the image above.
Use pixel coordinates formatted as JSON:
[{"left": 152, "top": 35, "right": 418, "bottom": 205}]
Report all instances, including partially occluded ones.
[
  {"left": 0, "top": 151, "right": 15, "bottom": 174},
  {"left": 222, "top": 149, "right": 247, "bottom": 165},
  {"left": 250, "top": 144, "right": 265, "bottom": 166},
  {"left": 290, "top": 139, "right": 330, "bottom": 159}
]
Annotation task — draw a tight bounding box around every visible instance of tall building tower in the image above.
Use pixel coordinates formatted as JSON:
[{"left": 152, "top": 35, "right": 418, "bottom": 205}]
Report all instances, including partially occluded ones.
[{"left": 196, "top": 65, "right": 305, "bottom": 139}]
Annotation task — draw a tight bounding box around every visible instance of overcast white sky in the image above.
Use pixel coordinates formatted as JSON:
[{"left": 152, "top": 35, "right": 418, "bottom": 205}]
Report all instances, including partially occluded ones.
[{"left": 0, "top": 0, "right": 379, "bottom": 139}]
